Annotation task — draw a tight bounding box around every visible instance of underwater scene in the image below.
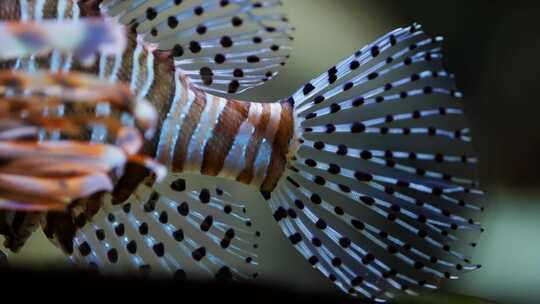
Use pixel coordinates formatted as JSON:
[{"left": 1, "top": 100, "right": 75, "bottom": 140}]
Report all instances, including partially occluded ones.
[{"left": 0, "top": 1, "right": 538, "bottom": 303}]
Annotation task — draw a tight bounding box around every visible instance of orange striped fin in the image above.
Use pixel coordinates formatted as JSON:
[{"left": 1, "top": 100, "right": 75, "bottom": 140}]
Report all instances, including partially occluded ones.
[
  {"left": 0, "top": 71, "right": 164, "bottom": 212},
  {"left": 0, "top": 70, "right": 158, "bottom": 137}
]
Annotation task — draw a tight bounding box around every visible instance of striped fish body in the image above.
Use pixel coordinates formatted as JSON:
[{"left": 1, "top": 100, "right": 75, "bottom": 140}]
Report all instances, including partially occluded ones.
[
  {"left": 0, "top": 0, "right": 174, "bottom": 127},
  {"left": 2, "top": 0, "right": 295, "bottom": 196},
  {"left": 1, "top": 1, "right": 485, "bottom": 301},
  {"left": 0, "top": 0, "right": 170, "bottom": 250},
  {"left": 157, "top": 84, "right": 295, "bottom": 193},
  {"left": 0, "top": 1, "right": 23, "bottom": 20},
  {"left": 0, "top": 1, "right": 287, "bottom": 277}
]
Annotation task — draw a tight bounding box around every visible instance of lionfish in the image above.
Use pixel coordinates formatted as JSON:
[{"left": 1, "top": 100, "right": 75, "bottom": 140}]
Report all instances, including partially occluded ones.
[{"left": 0, "top": 0, "right": 484, "bottom": 301}]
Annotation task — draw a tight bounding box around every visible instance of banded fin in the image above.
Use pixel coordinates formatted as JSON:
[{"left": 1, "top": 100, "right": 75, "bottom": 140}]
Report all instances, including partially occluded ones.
[
  {"left": 267, "top": 24, "right": 484, "bottom": 301},
  {"left": 101, "top": 0, "right": 293, "bottom": 94},
  {"left": 69, "top": 173, "right": 260, "bottom": 281},
  {"left": 0, "top": 18, "right": 126, "bottom": 63},
  {"left": 0, "top": 70, "right": 162, "bottom": 212}
]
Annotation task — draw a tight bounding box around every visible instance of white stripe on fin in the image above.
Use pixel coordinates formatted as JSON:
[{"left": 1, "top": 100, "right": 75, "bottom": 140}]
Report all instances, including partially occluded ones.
[
  {"left": 265, "top": 23, "right": 484, "bottom": 301},
  {"left": 101, "top": 0, "right": 294, "bottom": 94},
  {"left": 70, "top": 173, "right": 260, "bottom": 281}
]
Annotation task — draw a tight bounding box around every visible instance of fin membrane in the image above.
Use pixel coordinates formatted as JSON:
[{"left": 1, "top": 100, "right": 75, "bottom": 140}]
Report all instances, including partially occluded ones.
[
  {"left": 70, "top": 173, "right": 260, "bottom": 281},
  {"left": 101, "top": 0, "right": 293, "bottom": 94},
  {"left": 267, "top": 23, "right": 484, "bottom": 301}
]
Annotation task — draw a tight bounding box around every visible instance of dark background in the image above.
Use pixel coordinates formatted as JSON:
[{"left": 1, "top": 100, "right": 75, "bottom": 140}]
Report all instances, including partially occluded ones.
[{"left": 390, "top": 1, "right": 540, "bottom": 192}]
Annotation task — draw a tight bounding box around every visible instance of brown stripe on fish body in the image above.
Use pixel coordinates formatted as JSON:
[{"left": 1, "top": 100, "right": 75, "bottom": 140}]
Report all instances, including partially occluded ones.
[
  {"left": 40, "top": 1, "right": 100, "bottom": 22},
  {"left": 171, "top": 86, "right": 207, "bottom": 172},
  {"left": 104, "top": 30, "right": 138, "bottom": 84},
  {"left": 139, "top": 50, "right": 175, "bottom": 156},
  {"left": 101, "top": 45, "right": 177, "bottom": 204},
  {"left": 182, "top": 94, "right": 223, "bottom": 172},
  {"left": 109, "top": 49, "right": 175, "bottom": 203},
  {"left": 27, "top": 0, "right": 71, "bottom": 20},
  {"left": 112, "top": 161, "right": 152, "bottom": 204},
  {"left": 155, "top": 72, "right": 190, "bottom": 166},
  {"left": 235, "top": 102, "right": 272, "bottom": 184},
  {"left": 0, "top": 0, "right": 20, "bottom": 20},
  {"left": 109, "top": 45, "right": 171, "bottom": 199},
  {"left": 0, "top": 0, "right": 20, "bottom": 70},
  {"left": 5, "top": 1, "right": 76, "bottom": 34},
  {"left": 78, "top": 0, "right": 103, "bottom": 17},
  {"left": 78, "top": 32, "right": 173, "bottom": 204},
  {"left": 89, "top": 27, "right": 174, "bottom": 161},
  {"left": 41, "top": 0, "right": 65, "bottom": 19},
  {"left": 248, "top": 102, "right": 282, "bottom": 188},
  {"left": 260, "top": 100, "right": 295, "bottom": 192},
  {"left": 200, "top": 99, "right": 250, "bottom": 176}
]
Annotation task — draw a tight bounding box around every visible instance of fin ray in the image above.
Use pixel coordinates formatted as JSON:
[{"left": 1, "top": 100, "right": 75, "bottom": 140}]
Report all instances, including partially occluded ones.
[
  {"left": 267, "top": 24, "right": 483, "bottom": 300},
  {"left": 101, "top": 0, "right": 293, "bottom": 94},
  {"left": 71, "top": 174, "right": 259, "bottom": 280}
]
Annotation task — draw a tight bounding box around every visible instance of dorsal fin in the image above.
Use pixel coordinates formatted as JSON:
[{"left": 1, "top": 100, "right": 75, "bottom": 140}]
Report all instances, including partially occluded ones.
[{"left": 101, "top": 0, "right": 293, "bottom": 94}]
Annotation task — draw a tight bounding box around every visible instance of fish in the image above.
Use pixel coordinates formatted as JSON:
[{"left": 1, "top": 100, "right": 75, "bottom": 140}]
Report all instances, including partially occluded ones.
[
  {"left": 0, "top": 0, "right": 484, "bottom": 301},
  {"left": 0, "top": 10, "right": 163, "bottom": 251}
]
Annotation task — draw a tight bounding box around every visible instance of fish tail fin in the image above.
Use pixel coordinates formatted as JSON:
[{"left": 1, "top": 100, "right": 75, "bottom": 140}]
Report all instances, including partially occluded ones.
[{"left": 266, "top": 23, "right": 484, "bottom": 300}]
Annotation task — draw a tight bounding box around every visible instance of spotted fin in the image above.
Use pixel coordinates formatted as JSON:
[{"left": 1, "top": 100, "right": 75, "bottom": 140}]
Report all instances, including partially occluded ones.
[
  {"left": 101, "top": 0, "right": 293, "bottom": 94},
  {"left": 266, "top": 24, "right": 484, "bottom": 301},
  {"left": 69, "top": 173, "right": 260, "bottom": 281}
]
